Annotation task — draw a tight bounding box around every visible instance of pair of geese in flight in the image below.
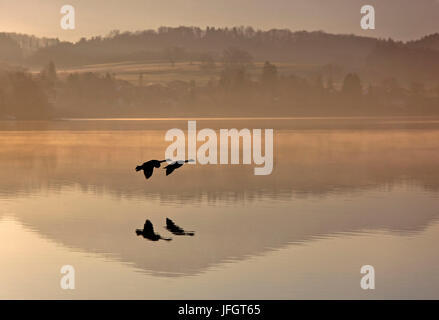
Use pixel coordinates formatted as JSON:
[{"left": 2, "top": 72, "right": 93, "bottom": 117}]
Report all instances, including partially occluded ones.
[
  {"left": 135, "top": 159, "right": 195, "bottom": 241},
  {"left": 136, "top": 159, "right": 194, "bottom": 179}
]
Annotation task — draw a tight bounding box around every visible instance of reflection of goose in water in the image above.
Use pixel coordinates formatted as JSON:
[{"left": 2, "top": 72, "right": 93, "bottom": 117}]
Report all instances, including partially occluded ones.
[
  {"left": 164, "top": 159, "right": 195, "bottom": 176},
  {"left": 136, "top": 159, "right": 169, "bottom": 179},
  {"left": 166, "top": 218, "right": 195, "bottom": 236},
  {"left": 136, "top": 220, "right": 172, "bottom": 241}
]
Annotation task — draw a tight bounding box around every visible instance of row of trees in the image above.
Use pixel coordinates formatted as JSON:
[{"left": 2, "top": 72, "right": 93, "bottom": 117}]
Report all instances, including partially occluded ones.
[
  {"left": 1, "top": 54, "right": 438, "bottom": 120},
  {"left": 53, "top": 58, "right": 439, "bottom": 118},
  {"left": 0, "top": 71, "right": 51, "bottom": 119}
]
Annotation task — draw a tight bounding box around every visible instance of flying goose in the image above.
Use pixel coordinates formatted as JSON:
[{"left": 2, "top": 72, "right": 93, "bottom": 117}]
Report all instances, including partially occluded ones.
[
  {"left": 136, "top": 219, "right": 172, "bottom": 241},
  {"left": 136, "top": 159, "right": 170, "bottom": 179},
  {"left": 164, "top": 159, "right": 195, "bottom": 176}
]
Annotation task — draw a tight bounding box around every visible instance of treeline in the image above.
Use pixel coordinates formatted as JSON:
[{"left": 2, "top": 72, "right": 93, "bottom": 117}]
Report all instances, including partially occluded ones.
[
  {"left": 366, "top": 40, "right": 439, "bottom": 83},
  {"left": 20, "top": 58, "right": 436, "bottom": 119},
  {"left": 407, "top": 33, "right": 439, "bottom": 51},
  {"left": 0, "top": 70, "right": 51, "bottom": 120},
  {"left": 1, "top": 59, "right": 438, "bottom": 120},
  {"left": 0, "top": 32, "right": 60, "bottom": 63}
]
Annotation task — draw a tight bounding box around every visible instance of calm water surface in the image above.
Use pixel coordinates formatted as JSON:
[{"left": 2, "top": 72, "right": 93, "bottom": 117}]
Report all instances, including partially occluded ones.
[{"left": 0, "top": 118, "right": 439, "bottom": 299}]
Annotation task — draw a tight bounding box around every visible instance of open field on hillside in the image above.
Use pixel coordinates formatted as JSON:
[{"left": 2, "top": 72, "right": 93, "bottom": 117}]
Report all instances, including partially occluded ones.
[{"left": 45, "top": 61, "right": 329, "bottom": 86}]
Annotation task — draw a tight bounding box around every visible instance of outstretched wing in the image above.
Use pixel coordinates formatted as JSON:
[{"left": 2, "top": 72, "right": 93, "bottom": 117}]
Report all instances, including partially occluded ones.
[
  {"left": 166, "top": 218, "right": 194, "bottom": 235},
  {"left": 166, "top": 218, "right": 174, "bottom": 227},
  {"left": 165, "top": 165, "right": 176, "bottom": 176},
  {"left": 143, "top": 220, "right": 154, "bottom": 233},
  {"left": 166, "top": 218, "right": 182, "bottom": 231},
  {"left": 143, "top": 165, "right": 154, "bottom": 179}
]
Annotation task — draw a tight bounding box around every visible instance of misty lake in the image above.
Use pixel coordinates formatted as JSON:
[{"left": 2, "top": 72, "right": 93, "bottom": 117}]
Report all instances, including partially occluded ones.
[{"left": 1, "top": 117, "right": 439, "bottom": 299}]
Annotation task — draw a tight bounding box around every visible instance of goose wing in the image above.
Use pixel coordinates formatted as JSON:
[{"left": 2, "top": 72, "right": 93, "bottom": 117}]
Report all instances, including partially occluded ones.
[
  {"left": 166, "top": 218, "right": 183, "bottom": 232},
  {"left": 143, "top": 165, "right": 154, "bottom": 179},
  {"left": 165, "top": 165, "right": 176, "bottom": 176},
  {"left": 143, "top": 220, "right": 154, "bottom": 233}
]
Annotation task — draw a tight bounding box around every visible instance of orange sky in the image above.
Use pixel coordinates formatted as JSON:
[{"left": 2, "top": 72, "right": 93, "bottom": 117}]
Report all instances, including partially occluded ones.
[{"left": 0, "top": 0, "right": 438, "bottom": 41}]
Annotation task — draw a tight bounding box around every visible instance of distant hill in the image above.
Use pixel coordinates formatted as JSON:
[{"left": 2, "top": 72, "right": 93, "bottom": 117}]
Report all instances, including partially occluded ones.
[
  {"left": 407, "top": 33, "right": 439, "bottom": 51},
  {"left": 27, "top": 27, "right": 382, "bottom": 68},
  {"left": 1, "top": 27, "right": 439, "bottom": 82}
]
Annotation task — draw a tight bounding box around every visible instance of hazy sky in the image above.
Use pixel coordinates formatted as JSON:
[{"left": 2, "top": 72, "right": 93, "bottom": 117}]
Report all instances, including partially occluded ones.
[{"left": 0, "top": 0, "right": 438, "bottom": 42}]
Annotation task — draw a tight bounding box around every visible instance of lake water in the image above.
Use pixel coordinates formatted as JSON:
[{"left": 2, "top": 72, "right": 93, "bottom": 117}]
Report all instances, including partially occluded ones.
[{"left": 0, "top": 118, "right": 439, "bottom": 299}]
